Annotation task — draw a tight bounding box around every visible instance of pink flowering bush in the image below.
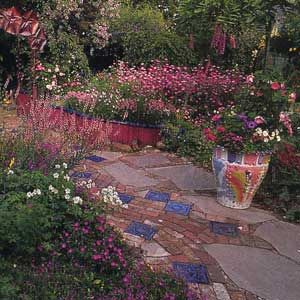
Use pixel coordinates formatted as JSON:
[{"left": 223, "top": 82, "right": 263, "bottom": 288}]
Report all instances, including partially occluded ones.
[
  {"left": 64, "top": 60, "right": 244, "bottom": 126},
  {"left": 1, "top": 98, "right": 109, "bottom": 172}
]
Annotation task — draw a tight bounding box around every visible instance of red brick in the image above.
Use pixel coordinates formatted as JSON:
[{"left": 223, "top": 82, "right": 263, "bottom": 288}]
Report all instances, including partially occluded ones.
[
  {"left": 168, "top": 255, "right": 190, "bottom": 263},
  {"left": 183, "top": 230, "right": 202, "bottom": 242},
  {"left": 230, "top": 291, "right": 247, "bottom": 300},
  {"left": 198, "top": 233, "right": 215, "bottom": 244},
  {"left": 157, "top": 240, "right": 183, "bottom": 255}
]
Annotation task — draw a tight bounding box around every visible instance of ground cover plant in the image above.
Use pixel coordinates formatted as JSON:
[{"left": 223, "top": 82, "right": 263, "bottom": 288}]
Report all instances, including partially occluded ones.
[{"left": 0, "top": 127, "right": 198, "bottom": 299}]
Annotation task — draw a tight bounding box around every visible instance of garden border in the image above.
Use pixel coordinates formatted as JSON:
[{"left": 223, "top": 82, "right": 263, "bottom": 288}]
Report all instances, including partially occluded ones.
[{"left": 17, "top": 94, "right": 161, "bottom": 146}]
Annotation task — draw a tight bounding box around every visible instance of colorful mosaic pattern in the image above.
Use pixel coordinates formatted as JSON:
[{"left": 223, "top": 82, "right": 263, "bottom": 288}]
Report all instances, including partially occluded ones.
[
  {"left": 213, "top": 148, "right": 270, "bottom": 209},
  {"left": 173, "top": 262, "right": 209, "bottom": 284}
]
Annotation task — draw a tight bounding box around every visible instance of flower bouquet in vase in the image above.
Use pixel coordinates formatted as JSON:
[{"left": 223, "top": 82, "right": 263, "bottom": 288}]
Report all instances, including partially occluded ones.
[{"left": 204, "top": 71, "right": 295, "bottom": 209}]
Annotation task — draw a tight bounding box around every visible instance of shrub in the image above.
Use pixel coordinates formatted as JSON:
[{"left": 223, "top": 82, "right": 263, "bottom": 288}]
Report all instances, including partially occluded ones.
[
  {"left": 111, "top": 5, "right": 196, "bottom": 66},
  {"left": 162, "top": 119, "right": 213, "bottom": 168}
]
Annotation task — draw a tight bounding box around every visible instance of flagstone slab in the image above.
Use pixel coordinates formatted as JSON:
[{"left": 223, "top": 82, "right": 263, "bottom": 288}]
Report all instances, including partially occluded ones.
[
  {"left": 104, "top": 162, "right": 159, "bottom": 187},
  {"left": 204, "top": 244, "right": 300, "bottom": 300},
  {"left": 182, "top": 195, "right": 276, "bottom": 224},
  {"left": 95, "top": 151, "right": 123, "bottom": 161},
  {"left": 255, "top": 220, "right": 300, "bottom": 263},
  {"left": 141, "top": 241, "right": 170, "bottom": 257},
  {"left": 124, "top": 153, "right": 171, "bottom": 168},
  {"left": 146, "top": 165, "right": 216, "bottom": 190}
]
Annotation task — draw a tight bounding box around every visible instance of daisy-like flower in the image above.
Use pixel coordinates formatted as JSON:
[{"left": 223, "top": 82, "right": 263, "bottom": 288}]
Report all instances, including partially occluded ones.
[
  {"left": 73, "top": 196, "right": 83, "bottom": 205},
  {"left": 65, "top": 194, "right": 71, "bottom": 200},
  {"left": 53, "top": 173, "right": 59, "bottom": 179},
  {"left": 262, "top": 130, "right": 268, "bottom": 137},
  {"left": 63, "top": 163, "right": 68, "bottom": 169},
  {"left": 65, "top": 188, "right": 71, "bottom": 194},
  {"left": 55, "top": 164, "right": 61, "bottom": 169},
  {"left": 7, "top": 170, "right": 14, "bottom": 175},
  {"left": 27, "top": 192, "right": 33, "bottom": 198},
  {"left": 64, "top": 175, "right": 70, "bottom": 181}
]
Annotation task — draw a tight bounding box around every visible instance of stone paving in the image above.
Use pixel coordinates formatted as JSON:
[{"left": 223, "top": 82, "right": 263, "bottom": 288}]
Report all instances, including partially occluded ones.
[
  {"left": 76, "top": 149, "right": 300, "bottom": 300},
  {"left": 2, "top": 108, "right": 300, "bottom": 300}
]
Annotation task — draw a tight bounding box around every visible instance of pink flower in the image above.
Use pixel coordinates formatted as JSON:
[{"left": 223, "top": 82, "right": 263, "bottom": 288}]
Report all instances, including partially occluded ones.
[
  {"left": 254, "top": 116, "right": 265, "bottom": 125},
  {"left": 35, "top": 63, "right": 45, "bottom": 71},
  {"left": 246, "top": 75, "right": 254, "bottom": 83},
  {"left": 271, "top": 82, "right": 280, "bottom": 90},
  {"left": 92, "top": 254, "right": 101, "bottom": 261},
  {"left": 211, "top": 114, "right": 221, "bottom": 122},
  {"left": 289, "top": 92, "right": 297, "bottom": 103},
  {"left": 216, "top": 126, "right": 226, "bottom": 133}
]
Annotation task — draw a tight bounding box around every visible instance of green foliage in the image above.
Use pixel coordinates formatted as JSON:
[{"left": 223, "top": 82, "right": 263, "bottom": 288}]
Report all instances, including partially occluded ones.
[
  {"left": 0, "top": 168, "right": 82, "bottom": 256},
  {"left": 111, "top": 5, "right": 196, "bottom": 66},
  {"left": 162, "top": 119, "right": 213, "bottom": 168}
]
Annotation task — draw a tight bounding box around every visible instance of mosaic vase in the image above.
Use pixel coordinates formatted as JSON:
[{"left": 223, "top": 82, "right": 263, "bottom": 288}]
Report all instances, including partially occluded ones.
[{"left": 212, "top": 147, "right": 271, "bottom": 209}]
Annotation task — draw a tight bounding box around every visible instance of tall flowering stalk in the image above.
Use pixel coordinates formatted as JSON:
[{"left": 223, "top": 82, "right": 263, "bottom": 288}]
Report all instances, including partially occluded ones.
[{"left": 18, "top": 97, "right": 110, "bottom": 170}]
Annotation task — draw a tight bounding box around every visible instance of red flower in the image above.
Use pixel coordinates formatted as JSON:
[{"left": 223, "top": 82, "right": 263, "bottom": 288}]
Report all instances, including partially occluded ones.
[
  {"left": 216, "top": 126, "right": 226, "bottom": 133},
  {"left": 211, "top": 114, "right": 221, "bottom": 122},
  {"left": 271, "top": 82, "right": 280, "bottom": 90},
  {"left": 204, "top": 128, "right": 217, "bottom": 142}
]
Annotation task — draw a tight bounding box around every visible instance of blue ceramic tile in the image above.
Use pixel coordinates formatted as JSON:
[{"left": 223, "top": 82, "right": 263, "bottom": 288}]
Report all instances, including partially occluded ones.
[
  {"left": 165, "top": 201, "right": 191, "bottom": 216},
  {"left": 228, "top": 152, "right": 236, "bottom": 163},
  {"left": 86, "top": 155, "right": 106, "bottom": 163},
  {"left": 145, "top": 191, "right": 170, "bottom": 203},
  {"left": 173, "top": 262, "right": 209, "bottom": 284},
  {"left": 72, "top": 171, "right": 92, "bottom": 179},
  {"left": 125, "top": 221, "right": 157, "bottom": 240},
  {"left": 210, "top": 221, "right": 238, "bottom": 237},
  {"left": 118, "top": 193, "right": 134, "bottom": 204}
]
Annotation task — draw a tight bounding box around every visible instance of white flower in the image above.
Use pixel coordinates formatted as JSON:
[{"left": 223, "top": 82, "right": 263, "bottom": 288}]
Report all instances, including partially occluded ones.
[
  {"left": 27, "top": 192, "right": 33, "bottom": 198},
  {"left": 55, "top": 164, "right": 61, "bottom": 169},
  {"left": 53, "top": 189, "right": 58, "bottom": 194},
  {"left": 262, "top": 130, "right": 268, "bottom": 137},
  {"left": 55, "top": 65, "right": 60, "bottom": 73},
  {"left": 65, "top": 188, "right": 71, "bottom": 194},
  {"left": 65, "top": 194, "right": 71, "bottom": 200},
  {"left": 277, "top": 136, "right": 281, "bottom": 142},
  {"left": 87, "top": 183, "right": 92, "bottom": 189},
  {"left": 275, "top": 129, "right": 279, "bottom": 135},
  {"left": 46, "top": 84, "right": 53, "bottom": 90},
  {"left": 49, "top": 185, "right": 54, "bottom": 191},
  {"left": 72, "top": 196, "right": 83, "bottom": 205},
  {"left": 263, "top": 138, "right": 269, "bottom": 143},
  {"left": 63, "top": 163, "right": 68, "bottom": 169},
  {"left": 64, "top": 175, "right": 70, "bottom": 181},
  {"left": 53, "top": 173, "right": 59, "bottom": 179},
  {"left": 35, "top": 189, "right": 41, "bottom": 195},
  {"left": 7, "top": 170, "right": 14, "bottom": 175},
  {"left": 122, "top": 204, "right": 129, "bottom": 209}
]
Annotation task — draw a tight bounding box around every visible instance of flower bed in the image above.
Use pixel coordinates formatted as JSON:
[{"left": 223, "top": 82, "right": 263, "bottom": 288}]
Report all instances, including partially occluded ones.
[{"left": 17, "top": 94, "right": 161, "bottom": 146}]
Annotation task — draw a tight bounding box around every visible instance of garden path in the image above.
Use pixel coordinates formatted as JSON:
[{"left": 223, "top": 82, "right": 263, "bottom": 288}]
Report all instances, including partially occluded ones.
[{"left": 75, "top": 149, "right": 300, "bottom": 300}]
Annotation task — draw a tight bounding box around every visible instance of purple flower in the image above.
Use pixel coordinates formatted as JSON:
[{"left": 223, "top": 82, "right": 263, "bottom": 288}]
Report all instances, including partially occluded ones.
[
  {"left": 245, "top": 121, "right": 257, "bottom": 129},
  {"left": 238, "top": 113, "right": 248, "bottom": 121}
]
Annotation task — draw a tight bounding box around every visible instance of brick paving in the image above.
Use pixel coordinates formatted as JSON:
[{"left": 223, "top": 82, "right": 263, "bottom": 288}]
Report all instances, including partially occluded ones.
[{"left": 76, "top": 149, "right": 300, "bottom": 300}]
